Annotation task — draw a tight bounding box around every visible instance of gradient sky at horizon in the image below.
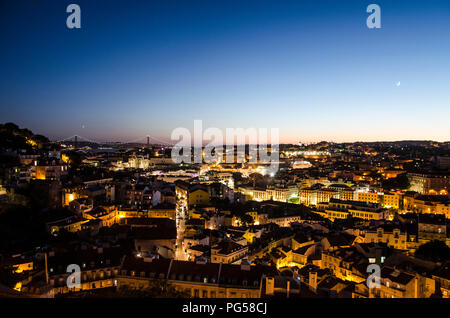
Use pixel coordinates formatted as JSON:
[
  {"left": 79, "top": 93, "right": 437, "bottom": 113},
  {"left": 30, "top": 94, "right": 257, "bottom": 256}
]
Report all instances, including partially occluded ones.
[{"left": 0, "top": 0, "right": 449, "bottom": 143}]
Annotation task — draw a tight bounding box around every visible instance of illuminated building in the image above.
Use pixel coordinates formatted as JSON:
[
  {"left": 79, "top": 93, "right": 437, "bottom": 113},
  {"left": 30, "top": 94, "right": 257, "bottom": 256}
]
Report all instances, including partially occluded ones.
[
  {"left": 369, "top": 267, "right": 435, "bottom": 298},
  {"left": 382, "top": 170, "right": 405, "bottom": 179},
  {"left": 403, "top": 194, "right": 449, "bottom": 217},
  {"left": 356, "top": 191, "right": 380, "bottom": 204},
  {"left": 264, "top": 214, "right": 302, "bottom": 227},
  {"left": 130, "top": 218, "right": 177, "bottom": 258},
  {"left": 317, "top": 199, "right": 387, "bottom": 221},
  {"left": 238, "top": 184, "right": 298, "bottom": 203},
  {"left": 299, "top": 185, "right": 339, "bottom": 206},
  {"left": 84, "top": 206, "right": 117, "bottom": 227},
  {"left": 175, "top": 181, "right": 210, "bottom": 215},
  {"left": 382, "top": 192, "right": 401, "bottom": 209},
  {"left": 269, "top": 246, "right": 292, "bottom": 269},
  {"left": 148, "top": 202, "right": 176, "bottom": 219},
  {"left": 292, "top": 160, "right": 312, "bottom": 169},
  {"left": 408, "top": 172, "right": 449, "bottom": 195},
  {"left": 118, "top": 256, "right": 278, "bottom": 298},
  {"left": 18, "top": 154, "right": 40, "bottom": 165},
  {"left": 432, "top": 263, "right": 450, "bottom": 298},
  {"left": 292, "top": 232, "right": 315, "bottom": 249},
  {"left": 115, "top": 207, "right": 148, "bottom": 219},
  {"left": 0, "top": 255, "right": 33, "bottom": 274},
  {"left": 418, "top": 214, "right": 446, "bottom": 243},
  {"left": 316, "top": 189, "right": 339, "bottom": 205},
  {"left": 34, "top": 160, "right": 68, "bottom": 181},
  {"left": 436, "top": 203, "right": 450, "bottom": 219},
  {"left": 128, "top": 155, "right": 151, "bottom": 169},
  {"left": 435, "top": 156, "right": 450, "bottom": 169},
  {"left": 46, "top": 216, "right": 89, "bottom": 234},
  {"left": 321, "top": 248, "right": 367, "bottom": 284},
  {"left": 339, "top": 188, "right": 355, "bottom": 201},
  {"left": 210, "top": 241, "right": 248, "bottom": 264},
  {"left": 250, "top": 188, "right": 270, "bottom": 202},
  {"left": 124, "top": 184, "right": 152, "bottom": 207},
  {"left": 186, "top": 245, "right": 210, "bottom": 261},
  {"left": 0, "top": 185, "right": 6, "bottom": 196},
  {"left": 62, "top": 187, "right": 87, "bottom": 206},
  {"left": 242, "top": 228, "right": 262, "bottom": 244},
  {"left": 21, "top": 247, "right": 124, "bottom": 295},
  {"left": 69, "top": 197, "right": 94, "bottom": 216},
  {"left": 362, "top": 227, "right": 407, "bottom": 250},
  {"left": 266, "top": 185, "right": 298, "bottom": 203}
]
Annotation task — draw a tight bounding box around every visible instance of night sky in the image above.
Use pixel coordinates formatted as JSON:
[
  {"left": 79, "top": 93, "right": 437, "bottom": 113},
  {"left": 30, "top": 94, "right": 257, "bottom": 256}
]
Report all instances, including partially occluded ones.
[{"left": 0, "top": 0, "right": 449, "bottom": 143}]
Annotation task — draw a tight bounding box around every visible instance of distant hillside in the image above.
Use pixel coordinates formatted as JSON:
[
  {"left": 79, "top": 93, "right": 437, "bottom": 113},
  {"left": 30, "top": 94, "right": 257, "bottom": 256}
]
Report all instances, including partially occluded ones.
[{"left": 0, "top": 123, "right": 49, "bottom": 151}]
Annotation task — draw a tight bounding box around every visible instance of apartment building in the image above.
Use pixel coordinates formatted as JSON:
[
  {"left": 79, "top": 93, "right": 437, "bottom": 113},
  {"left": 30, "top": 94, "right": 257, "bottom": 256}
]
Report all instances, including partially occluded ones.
[{"left": 118, "top": 256, "right": 278, "bottom": 298}]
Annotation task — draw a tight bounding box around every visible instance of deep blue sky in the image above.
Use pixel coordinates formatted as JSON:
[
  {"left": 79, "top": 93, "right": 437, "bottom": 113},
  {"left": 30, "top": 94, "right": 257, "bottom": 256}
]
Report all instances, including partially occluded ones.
[{"left": 0, "top": 0, "right": 449, "bottom": 143}]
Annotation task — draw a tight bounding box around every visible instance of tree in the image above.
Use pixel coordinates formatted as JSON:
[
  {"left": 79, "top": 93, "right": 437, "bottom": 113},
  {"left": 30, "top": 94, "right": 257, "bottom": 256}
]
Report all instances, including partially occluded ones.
[
  {"left": 248, "top": 173, "right": 271, "bottom": 188},
  {"left": 0, "top": 122, "right": 50, "bottom": 151},
  {"left": 239, "top": 214, "right": 255, "bottom": 227},
  {"left": 66, "top": 151, "right": 82, "bottom": 175},
  {"left": 0, "top": 267, "right": 24, "bottom": 288},
  {"left": 0, "top": 204, "right": 48, "bottom": 253},
  {"left": 382, "top": 173, "right": 410, "bottom": 190},
  {"left": 415, "top": 240, "right": 450, "bottom": 263},
  {"left": 288, "top": 197, "right": 299, "bottom": 204}
]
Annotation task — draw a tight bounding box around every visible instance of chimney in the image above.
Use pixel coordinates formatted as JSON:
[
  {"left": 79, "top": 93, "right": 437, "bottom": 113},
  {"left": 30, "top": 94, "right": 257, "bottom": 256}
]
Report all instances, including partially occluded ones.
[
  {"left": 286, "top": 280, "right": 290, "bottom": 298},
  {"left": 309, "top": 271, "right": 318, "bottom": 293},
  {"left": 44, "top": 252, "right": 49, "bottom": 284},
  {"left": 375, "top": 246, "right": 382, "bottom": 265},
  {"left": 265, "top": 277, "right": 275, "bottom": 296},
  {"left": 240, "top": 259, "right": 251, "bottom": 271},
  {"left": 144, "top": 253, "right": 159, "bottom": 263},
  {"left": 195, "top": 256, "right": 208, "bottom": 264}
]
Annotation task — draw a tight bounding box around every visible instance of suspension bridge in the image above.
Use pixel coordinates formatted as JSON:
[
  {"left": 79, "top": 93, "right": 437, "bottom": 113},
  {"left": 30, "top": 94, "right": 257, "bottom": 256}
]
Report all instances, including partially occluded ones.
[{"left": 54, "top": 134, "right": 174, "bottom": 147}]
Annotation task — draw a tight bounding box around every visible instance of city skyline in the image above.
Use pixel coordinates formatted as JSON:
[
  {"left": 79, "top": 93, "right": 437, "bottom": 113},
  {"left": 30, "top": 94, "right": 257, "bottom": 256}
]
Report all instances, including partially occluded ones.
[
  {"left": 46, "top": 134, "right": 450, "bottom": 146},
  {"left": 1, "top": 0, "right": 450, "bottom": 304},
  {"left": 1, "top": 0, "right": 450, "bottom": 143}
]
